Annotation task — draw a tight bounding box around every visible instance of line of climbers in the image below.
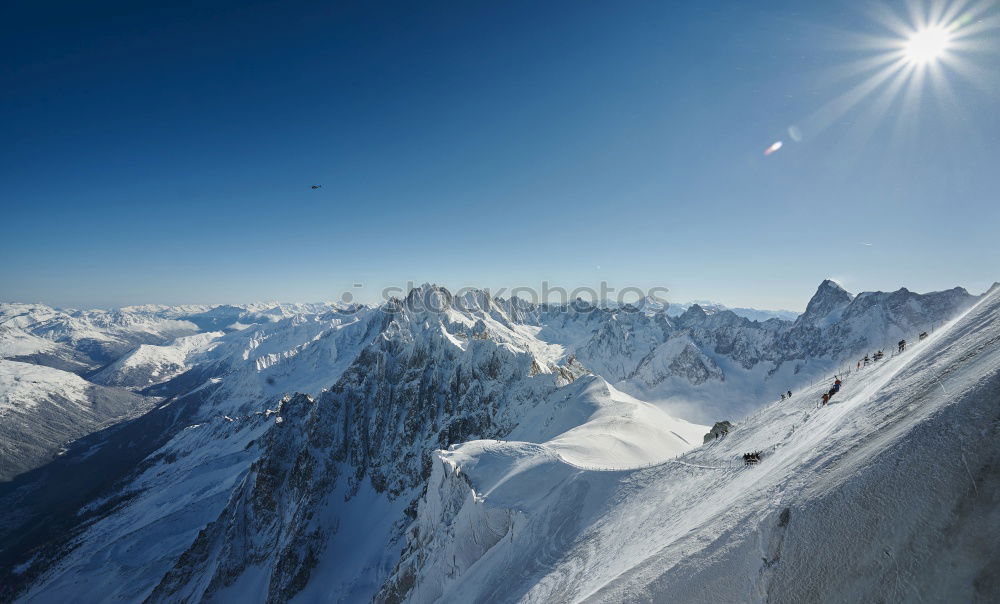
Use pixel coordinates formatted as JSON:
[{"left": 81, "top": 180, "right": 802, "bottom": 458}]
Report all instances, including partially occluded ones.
[
  {"left": 855, "top": 330, "right": 929, "bottom": 370},
  {"left": 752, "top": 329, "right": 932, "bottom": 465},
  {"left": 749, "top": 375, "right": 841, "bottom": 466},
  {"left": 748, "top": 331, "right": 927, "bottom": 466},
  {"left": 859, "top": 350, "right": 883, "bottom": 368}
]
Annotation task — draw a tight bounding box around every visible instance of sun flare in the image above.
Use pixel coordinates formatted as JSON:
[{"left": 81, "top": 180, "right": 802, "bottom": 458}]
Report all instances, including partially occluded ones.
[
  {"left": 793, "top": 0, "right": 999, "bottom": 142},
  {"left": 903, "top": 26, "right": 951, "bottom": 64}
]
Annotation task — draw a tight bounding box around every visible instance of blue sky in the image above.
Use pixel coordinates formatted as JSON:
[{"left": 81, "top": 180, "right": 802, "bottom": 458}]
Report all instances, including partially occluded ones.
[{"left": 1, "top": 0, "right": 997, "bottom": 310}]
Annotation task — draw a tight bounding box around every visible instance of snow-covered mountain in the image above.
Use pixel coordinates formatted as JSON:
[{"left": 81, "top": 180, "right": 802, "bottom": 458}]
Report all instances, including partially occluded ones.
[
  {"left": 664, "top": 299, "right": 800, "bottom": 322},
  {"left": 0, "top": 302, "right": 367, "bottom": 479},
  {"left": 0, "top": 281, "right": 993, "bottom": 602},
  {"left": 571, "top": 281, "right": 977, "bottom": 423},
  {"left": 91, "top": 331, "right": 225, "bottom": 389},
  {"left": 605, "top": 296, "right": 799, "bottom": 321},
  {"left": 0, "top": 303, "right": 201, "bottom": 371},
  {"left": 0, "top": 360, "right": 153, "bottom": 480},
  {"left": 0, "top": 302, "right": 353, "bottom": 374}
]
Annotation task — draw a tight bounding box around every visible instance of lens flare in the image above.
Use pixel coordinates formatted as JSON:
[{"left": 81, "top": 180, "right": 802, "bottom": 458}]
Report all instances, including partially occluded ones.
[{"left": 764, "top": 141, "right": 783, "bottom": 156}]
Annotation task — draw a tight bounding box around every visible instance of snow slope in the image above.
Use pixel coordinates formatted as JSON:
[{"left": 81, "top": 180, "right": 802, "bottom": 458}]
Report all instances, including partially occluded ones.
[
  {"left": 91, "top": 331, "right": 224, "bottom": 388},
  {"left": 0, "top": 361, "right": 89, "bottom": 414},
  {"left": 382, "top": 285, "right": 1000, "bottom": 603},
  {"left": 0, "top": 360, "right": 154, "bottom": 480},
  {"left": 503, "top": 376, "right": 707, "bottom": 469}
]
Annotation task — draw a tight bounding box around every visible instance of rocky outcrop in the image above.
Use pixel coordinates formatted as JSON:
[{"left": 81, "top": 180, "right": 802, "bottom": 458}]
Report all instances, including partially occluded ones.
[{"left": 703, "top": 420, "right": 734, "bottom": 444}]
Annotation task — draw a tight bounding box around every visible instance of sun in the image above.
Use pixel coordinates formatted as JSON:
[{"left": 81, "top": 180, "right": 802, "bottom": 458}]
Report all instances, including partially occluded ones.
[
  {"left": 903, "top": 26, "right": 951, "bottom": 64},
  {"left": 784, "top": 0, "right": 999, "bottom": 149}
]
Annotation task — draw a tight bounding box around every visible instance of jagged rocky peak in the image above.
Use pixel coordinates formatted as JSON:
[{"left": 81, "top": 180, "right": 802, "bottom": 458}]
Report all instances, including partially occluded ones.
[
  {"left": 562, "top": 297, "right": 596, "bottom": 313},
  {"left": 500, "top": 295, "right": 541, "bottom": 324},
  {"left": 676, "top": 303, "right": 709, "bottom": 325},
  {"left": 796, "top": 279, "right": 854, "bottom": 328},
  {"left": 455, "top": 288, "right": 493, "bottom": 314},
  {"left": 396, "top": 283, "right": 505, "bottom": 321},
  {"left": 812, "top": 278, "right": 852, "bottom": 300},
  {"left": 403, "top": 283, "right": 454, "bottom": 313},
  {"left": 642, "top": 294, "right": 669, "bottom": 313}
]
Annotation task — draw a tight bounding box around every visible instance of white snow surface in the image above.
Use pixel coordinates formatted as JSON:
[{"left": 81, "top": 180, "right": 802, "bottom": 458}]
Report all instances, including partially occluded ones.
[
  {"left": 0, "top": 326, "right": 57, "bottom": 358},
  {"left": 0, "top": 360, "right": 89, "bottom": 414},
  {"left": 498, "top": 376, "right": 707, "bottom": 470}
]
